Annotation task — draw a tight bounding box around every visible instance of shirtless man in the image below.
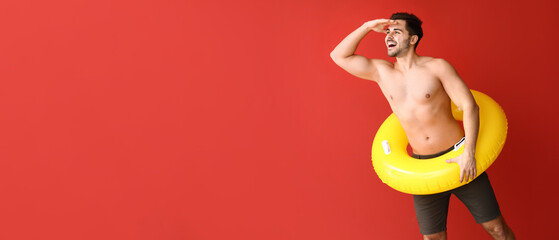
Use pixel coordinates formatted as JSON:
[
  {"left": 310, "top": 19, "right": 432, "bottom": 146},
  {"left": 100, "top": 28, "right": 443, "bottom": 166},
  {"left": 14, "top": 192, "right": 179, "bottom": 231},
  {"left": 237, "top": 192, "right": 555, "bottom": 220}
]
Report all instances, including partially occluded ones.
[{"left": 330, "top": 13, "right": 515, "bottom": 239}]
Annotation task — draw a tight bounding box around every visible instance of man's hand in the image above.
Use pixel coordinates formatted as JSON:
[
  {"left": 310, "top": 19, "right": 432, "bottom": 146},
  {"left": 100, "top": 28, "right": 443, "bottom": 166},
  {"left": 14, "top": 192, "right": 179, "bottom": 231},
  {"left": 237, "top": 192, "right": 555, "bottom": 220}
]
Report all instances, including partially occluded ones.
[
  {"left": 446, "top": 153, "right": 477, "bottom": 183},
  {"left": 363, "top": 19, "right": 398, "bottom": 33}
]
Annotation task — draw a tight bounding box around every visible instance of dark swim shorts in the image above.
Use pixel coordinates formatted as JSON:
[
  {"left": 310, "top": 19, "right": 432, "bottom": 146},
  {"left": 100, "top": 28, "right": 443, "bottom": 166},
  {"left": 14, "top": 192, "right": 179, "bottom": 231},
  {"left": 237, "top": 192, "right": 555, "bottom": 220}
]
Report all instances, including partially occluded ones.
[{"left": 412, "top": 140, "right": 502, "bottom": 235}]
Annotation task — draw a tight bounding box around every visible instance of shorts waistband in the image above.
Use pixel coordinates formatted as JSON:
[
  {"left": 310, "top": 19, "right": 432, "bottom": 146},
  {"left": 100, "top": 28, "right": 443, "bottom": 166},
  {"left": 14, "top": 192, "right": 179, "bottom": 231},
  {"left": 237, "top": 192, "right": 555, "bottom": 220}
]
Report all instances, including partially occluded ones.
[{"left": 412, "top": 137, "right": 465, "bottom": 159}]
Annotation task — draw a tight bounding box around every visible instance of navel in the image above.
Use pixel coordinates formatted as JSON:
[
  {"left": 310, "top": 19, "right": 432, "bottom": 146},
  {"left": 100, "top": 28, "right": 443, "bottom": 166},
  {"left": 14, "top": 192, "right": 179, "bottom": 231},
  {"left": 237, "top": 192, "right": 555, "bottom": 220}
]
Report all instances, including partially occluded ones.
[
  {"left": 425, "top": 93, "right": 431, "bottom": 98},
  {"left": 390, "top": 95, "right": 394, "bottom": 100},
  {"left": 426, "top": 136, "right": 430, "bottom": 141}
]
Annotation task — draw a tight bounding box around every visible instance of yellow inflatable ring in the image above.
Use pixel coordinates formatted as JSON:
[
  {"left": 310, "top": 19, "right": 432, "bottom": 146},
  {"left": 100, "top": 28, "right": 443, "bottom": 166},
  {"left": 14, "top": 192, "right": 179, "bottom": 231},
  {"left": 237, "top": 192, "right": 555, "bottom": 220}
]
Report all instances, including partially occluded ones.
[{"left": 371, "top": 90, "right": 507, "bottom": 195}]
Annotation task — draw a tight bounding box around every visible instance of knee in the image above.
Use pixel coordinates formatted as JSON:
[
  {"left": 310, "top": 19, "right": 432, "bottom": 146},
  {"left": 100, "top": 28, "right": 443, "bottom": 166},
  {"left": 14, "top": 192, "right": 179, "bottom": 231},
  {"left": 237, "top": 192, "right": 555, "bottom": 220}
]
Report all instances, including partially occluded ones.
[
  {"left": 482, "top": 216, "right": 516, "bottom": 239},
  {"left": 485, "top": 224, "right": 508, "bottom": 239},
  {"left": 423, "top": 232, "right": 446, "bottom": 240}
]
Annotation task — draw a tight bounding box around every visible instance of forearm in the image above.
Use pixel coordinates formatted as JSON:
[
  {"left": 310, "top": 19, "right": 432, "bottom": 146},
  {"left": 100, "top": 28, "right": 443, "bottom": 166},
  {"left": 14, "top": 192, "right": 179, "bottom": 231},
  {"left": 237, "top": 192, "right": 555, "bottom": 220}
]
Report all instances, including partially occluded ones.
[
  {"left": 462, "top": 103, "right": 480, "bottom": 156},
  {"left": 330, "top": 24, "right": 371, "bottom": 62}
]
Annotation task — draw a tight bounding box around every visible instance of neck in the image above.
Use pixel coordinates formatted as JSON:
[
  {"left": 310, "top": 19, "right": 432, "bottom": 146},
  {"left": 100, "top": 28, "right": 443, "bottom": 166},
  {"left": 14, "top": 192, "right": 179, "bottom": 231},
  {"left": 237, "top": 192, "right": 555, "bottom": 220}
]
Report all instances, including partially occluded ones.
[{"left": 394, "top": 49, "right": 420, "bottom": 70}]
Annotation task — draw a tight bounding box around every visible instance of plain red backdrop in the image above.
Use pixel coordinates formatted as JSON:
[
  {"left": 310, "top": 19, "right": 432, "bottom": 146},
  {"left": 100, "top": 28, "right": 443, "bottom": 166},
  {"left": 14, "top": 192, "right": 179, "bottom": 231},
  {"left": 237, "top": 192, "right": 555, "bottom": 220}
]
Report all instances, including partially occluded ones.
[{"left": 0, "top": 0, "right": 557, "bottom": 239}]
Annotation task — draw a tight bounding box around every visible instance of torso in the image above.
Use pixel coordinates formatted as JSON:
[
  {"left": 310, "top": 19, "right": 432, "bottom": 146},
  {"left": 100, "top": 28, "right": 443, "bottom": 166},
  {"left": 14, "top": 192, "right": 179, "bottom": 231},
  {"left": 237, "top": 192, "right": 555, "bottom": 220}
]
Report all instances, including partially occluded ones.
[{"left": 375, "top": 57, "right": 464, "bottom": 155}]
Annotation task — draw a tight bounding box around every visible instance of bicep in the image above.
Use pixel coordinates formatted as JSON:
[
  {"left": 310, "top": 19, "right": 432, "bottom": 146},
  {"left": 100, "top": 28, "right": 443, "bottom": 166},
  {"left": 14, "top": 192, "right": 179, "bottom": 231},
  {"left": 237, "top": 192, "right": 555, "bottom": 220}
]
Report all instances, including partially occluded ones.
[
  {"left": 437, "top": 60, "right": 476, "bottom": 109},
  {"left": 333, "top": 55, "right": 383, "bottom": 81}
]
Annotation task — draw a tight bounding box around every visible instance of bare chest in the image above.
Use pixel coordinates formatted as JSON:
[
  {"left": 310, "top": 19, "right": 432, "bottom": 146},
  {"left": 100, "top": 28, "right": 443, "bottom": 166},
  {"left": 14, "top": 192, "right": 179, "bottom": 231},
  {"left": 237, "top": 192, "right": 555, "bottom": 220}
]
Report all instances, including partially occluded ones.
[{"left": 379, "top": 69, "right": 443, "bottom": 106}]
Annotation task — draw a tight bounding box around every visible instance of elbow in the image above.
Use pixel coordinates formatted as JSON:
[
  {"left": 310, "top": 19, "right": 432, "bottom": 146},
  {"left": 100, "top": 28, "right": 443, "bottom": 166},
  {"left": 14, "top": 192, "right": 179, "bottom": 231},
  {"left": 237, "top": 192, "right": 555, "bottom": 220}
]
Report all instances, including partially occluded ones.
[
  {"left": 472, "top": 101, "right": 479, "bottom": 113},
  {"left": 457, "top": 99, "right": 478, "bottom": 114},
  {"left": 465, "top": 101, "right": 479, "bottom": 115},
  {"left": 330, "top": 51, "right": 348, "bottom": 66},
  {"left": 330, "top": 48, "right": 347, "bottom": 63},
  {"left": 330, "top": 50, "right": 340, "bottom": 63}
]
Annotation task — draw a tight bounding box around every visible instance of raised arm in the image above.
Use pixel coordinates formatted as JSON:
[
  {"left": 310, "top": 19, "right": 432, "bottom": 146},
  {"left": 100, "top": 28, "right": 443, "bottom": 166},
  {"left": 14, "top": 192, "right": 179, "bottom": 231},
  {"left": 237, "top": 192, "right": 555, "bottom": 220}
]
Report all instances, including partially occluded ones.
[
  {"left": 330, "top": 19, "right": 395, "bottom": 81},
  {"left": 434, "top": 59, "right": 480, "bottom": 183}
]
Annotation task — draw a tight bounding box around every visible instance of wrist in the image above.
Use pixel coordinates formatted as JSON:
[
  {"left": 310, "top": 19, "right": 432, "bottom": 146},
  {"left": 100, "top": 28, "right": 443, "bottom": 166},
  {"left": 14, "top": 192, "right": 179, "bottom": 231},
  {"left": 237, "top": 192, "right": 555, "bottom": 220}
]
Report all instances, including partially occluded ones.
[
  {"left": 361, "top": 23, "right": 373, "bottom": 32},
  {"left": 463, "top": 149, "right": 475, "bottom": 157}
]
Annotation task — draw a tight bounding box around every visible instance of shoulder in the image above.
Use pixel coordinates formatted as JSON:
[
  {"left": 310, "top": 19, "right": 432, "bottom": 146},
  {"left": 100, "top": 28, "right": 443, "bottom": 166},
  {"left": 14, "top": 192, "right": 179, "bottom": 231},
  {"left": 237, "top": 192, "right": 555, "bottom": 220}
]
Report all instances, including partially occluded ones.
[
  {"left": 370, "top": 58, "right": 394, "bottom": 67},
  {"left": 370, "top": 59, "right": 394, "bottom": 73},
  {"left": 422, "top": 57, "right": 451, "bottom": 67},
  {"left": 370, "top": 59, "right": 397, "bottom": 81},
  {"left": 422, "top": 57, "right": 457, "bottom": 74},
  {"left": 424, "top": 57, "right": 452, "bottom": 68}
]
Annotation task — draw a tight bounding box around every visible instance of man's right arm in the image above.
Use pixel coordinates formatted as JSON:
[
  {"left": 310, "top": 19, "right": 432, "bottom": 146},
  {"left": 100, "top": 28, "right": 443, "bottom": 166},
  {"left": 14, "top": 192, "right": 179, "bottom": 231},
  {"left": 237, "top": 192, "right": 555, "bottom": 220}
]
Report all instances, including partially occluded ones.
[{"left": 330, "top": 19, "right": 394, "bottom": 81}]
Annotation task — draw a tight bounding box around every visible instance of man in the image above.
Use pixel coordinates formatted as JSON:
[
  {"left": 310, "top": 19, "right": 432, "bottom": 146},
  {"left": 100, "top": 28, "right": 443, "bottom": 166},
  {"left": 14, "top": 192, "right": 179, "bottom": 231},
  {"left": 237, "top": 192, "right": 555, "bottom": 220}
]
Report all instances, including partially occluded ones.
[{"left": 330, "top": 13, "right": 515, "bottom": 240}]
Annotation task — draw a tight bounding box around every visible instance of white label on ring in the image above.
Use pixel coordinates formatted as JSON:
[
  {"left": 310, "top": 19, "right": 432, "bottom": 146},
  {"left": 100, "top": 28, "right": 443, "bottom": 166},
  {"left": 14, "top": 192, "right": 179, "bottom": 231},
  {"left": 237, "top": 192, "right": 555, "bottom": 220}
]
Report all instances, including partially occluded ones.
[
  {"left": 382, "top": 140, "right": 391, "bottom": 155},
  {"left": 453, "top": 137, "right": 466, "bottom": 151}
]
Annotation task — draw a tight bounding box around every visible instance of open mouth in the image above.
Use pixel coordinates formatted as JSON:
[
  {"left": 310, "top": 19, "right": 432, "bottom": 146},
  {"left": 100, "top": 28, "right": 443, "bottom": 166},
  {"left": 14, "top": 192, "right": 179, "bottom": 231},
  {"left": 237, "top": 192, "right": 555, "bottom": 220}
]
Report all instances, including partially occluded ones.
[{"left": 387, "top": 41, "right": 397, "bottom": 48}]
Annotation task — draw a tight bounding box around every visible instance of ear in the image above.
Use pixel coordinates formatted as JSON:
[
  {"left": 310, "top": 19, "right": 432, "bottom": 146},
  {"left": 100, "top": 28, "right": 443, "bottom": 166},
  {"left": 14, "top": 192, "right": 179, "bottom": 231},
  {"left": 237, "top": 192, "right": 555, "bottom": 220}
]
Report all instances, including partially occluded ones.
[{"left": 410, "top": 35, "right": 419, "bottom": 46}]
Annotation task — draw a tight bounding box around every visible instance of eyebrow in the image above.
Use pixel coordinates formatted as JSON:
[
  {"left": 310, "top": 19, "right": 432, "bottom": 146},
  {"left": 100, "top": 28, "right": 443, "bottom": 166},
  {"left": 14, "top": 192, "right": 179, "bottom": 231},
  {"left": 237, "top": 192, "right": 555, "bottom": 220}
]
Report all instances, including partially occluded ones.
[{"left": 386, "top": 28, "right": 403, "bottom": 32}]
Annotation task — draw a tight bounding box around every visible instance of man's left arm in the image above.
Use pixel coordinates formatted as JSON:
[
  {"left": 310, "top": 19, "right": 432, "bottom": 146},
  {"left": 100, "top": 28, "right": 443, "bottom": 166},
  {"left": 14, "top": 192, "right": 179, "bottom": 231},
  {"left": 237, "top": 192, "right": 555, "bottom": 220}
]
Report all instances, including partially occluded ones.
[{"left": 434, "top": 59, "right": 480, "bottom": 183}]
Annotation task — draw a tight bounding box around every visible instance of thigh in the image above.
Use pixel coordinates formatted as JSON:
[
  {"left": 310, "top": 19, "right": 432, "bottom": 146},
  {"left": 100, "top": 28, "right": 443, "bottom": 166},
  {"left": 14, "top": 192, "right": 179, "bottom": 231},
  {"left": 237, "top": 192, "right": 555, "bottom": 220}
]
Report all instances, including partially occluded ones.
[
  {"left": 413, "top": 191, "right": 451, "bottom": 235},
  {"left": 453, "top": 172, "right": 502, "bottom": 223}
]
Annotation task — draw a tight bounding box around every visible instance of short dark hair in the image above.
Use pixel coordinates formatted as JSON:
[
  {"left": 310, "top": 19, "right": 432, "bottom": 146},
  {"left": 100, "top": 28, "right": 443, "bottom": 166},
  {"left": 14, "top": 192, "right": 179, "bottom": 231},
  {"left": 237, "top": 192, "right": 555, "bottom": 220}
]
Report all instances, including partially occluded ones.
[{"left": 390, "top": 12, "right": 423, "bottom": 49}]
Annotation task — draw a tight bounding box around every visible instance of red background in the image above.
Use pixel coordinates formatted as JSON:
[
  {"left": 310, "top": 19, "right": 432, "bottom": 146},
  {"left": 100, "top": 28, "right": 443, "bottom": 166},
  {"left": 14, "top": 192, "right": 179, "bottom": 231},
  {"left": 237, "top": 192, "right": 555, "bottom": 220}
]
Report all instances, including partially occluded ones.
[{"left": 0, "top": 0, "right": 557, "bottom": 239}]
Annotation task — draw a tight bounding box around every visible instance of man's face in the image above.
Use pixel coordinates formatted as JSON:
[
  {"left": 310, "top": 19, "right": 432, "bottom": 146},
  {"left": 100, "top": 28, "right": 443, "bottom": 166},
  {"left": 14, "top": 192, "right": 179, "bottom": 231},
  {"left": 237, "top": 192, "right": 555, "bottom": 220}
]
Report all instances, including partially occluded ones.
[{"left": 385, "top": 20, "right": 412, "bottom": 57}]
